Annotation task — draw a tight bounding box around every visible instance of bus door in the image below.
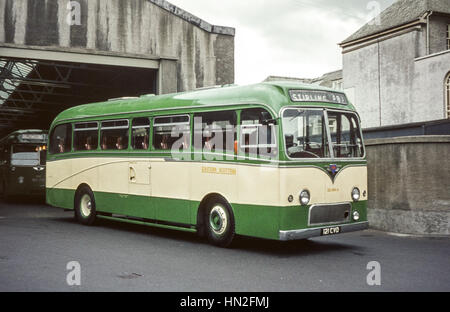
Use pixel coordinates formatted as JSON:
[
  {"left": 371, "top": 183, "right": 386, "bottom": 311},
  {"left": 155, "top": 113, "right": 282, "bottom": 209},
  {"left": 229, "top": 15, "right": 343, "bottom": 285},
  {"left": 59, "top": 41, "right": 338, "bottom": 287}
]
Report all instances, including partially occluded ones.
[{"left": 128, "top": 161, "right": 152, "bottom": 203}]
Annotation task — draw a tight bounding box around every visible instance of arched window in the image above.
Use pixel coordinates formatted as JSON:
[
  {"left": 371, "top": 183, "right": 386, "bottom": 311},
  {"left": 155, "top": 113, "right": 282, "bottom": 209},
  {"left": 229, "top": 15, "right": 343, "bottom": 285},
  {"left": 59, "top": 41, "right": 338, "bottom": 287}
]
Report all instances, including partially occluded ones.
[{"left": 446, "top": 72, "right": 450, "bottom": 119}]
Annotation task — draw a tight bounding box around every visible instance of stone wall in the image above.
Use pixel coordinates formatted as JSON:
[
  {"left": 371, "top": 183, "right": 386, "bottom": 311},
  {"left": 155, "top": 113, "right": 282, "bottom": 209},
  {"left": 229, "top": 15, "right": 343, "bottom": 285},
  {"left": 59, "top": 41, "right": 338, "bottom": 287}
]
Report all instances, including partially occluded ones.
[{"left": 365, "top": 136, "right": 450, "bottom": 235}]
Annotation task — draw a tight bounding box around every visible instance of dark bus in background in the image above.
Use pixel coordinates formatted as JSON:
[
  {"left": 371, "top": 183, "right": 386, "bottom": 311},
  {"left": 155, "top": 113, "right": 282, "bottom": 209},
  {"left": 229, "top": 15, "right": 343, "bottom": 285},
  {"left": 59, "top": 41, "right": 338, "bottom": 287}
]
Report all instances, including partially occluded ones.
[{"left": 0, "top": 130, "right": 48, "bottom": 200}]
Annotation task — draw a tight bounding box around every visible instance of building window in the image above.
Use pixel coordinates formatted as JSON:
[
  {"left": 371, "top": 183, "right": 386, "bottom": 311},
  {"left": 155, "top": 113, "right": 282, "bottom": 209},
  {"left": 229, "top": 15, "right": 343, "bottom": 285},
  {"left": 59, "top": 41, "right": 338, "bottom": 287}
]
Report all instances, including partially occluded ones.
[
  {"left": 446, "top": 72, "right": 450, "bottom": 119},
  {"left": 447, "top": 25, "right": 450, "bottom": 50}
]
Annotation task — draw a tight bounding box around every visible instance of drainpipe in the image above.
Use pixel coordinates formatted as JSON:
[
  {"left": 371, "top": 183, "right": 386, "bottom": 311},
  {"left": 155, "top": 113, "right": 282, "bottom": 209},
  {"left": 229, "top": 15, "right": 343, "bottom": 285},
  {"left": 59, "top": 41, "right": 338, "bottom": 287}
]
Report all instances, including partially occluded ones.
[{"left": 426, "top": 11, "right": 434, "bottom": 55}]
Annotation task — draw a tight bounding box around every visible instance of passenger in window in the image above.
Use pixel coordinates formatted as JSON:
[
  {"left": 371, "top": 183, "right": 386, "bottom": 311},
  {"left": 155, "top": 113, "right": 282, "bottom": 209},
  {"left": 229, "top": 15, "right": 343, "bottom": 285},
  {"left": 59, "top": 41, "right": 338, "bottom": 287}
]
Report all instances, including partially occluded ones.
[
  {"left": 142, "top": 134, "right": 149, "bottom": 150},
  {"left": 101, "top": 136, "right": 108, "bottom": 150},
  {"left": 204, "top": 136, "right": 213, "bottom": 151},
  {"left": 85, "top": 137, "right": 94, "bottom": 150},
  {"left": 182, "top": 133, "right": 189, "bottom": 150},
  {"left": 160, "top": 134, "right": 170, "bottom": 150},
  {"left": 116, "top": 136, "right": 125, "bottom": 150}
]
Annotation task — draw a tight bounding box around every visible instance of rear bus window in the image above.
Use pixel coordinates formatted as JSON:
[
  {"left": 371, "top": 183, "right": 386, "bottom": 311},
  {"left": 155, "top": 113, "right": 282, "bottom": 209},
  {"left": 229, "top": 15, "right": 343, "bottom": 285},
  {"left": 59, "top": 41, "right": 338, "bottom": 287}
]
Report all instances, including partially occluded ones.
[
  {"left": 49, "top": 123, "right": 72, "bottom": 154},
  {"left": 74, "top": 122, "right": 99, "bottom": 151},
  {"left": 100, "top": 119, "right": 129, "bottom": 150}
]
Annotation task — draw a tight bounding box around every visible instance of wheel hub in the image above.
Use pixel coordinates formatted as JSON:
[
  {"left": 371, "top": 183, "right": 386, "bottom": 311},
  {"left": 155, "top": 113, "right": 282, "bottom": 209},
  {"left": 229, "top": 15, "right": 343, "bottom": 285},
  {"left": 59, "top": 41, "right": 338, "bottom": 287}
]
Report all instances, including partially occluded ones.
[
  {"left": 209, "top": 205, "right": 227, "bottom": 235},
  {"left": 80, "top": 194, "right": 92, "bottom": 217}
]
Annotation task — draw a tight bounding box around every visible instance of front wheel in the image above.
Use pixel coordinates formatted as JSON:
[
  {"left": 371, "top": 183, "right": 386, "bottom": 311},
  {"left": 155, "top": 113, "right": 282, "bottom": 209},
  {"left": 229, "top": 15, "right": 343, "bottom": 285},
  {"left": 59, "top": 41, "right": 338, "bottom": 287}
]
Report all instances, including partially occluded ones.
[
  {"left": 74, "top": 186, "right": 97, "bottom": 225},
  {"left": 205, "top": 198, "right": 235, "bottom": 247}
]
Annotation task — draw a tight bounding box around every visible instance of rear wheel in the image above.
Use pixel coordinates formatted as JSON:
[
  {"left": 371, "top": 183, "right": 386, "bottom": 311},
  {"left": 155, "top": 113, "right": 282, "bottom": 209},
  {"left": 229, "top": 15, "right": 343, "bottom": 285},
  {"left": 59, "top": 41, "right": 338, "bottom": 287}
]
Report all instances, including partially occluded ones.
[
  {"left": 74, "top": 186, "right": 97, "bottom": 225},
  {"left": 205, "top": 198, "right": 235, "bottom": 247}
]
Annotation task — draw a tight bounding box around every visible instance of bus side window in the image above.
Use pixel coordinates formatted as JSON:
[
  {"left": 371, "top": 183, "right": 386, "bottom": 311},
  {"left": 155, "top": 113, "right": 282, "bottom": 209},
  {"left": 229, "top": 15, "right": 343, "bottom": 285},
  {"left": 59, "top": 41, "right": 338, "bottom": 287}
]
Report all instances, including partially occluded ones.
[
  {"left": 240, "top": 108, "right": 277, "bottom": 158},
  {"left": 100, "top": 120, "right": 129, "bottom": 150},
  {"left": 153, "top": 115, "right": 190, "bottom": 151},
  {"left": 49, "top": 123, "right": 72, "bottom": 154},
  {"left": 131, "top": 117, "right": 150, "bottom": 150},
  {"left": 193, "top": 110, "right": 237, "bottom": 153},
  {"left": 73, "top": 122, "right": 99, "bottom": 151}
]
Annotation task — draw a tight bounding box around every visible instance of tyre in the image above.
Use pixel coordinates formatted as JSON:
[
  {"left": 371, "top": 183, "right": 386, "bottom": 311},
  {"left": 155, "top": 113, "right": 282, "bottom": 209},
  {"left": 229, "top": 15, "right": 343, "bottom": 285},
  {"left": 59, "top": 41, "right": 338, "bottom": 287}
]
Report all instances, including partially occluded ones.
[
  {"left": 74, "top": 186, "right": 97, "bottom": 225},
  {"left": 205, "top": 198, "right": 235, "bottom": 247}
]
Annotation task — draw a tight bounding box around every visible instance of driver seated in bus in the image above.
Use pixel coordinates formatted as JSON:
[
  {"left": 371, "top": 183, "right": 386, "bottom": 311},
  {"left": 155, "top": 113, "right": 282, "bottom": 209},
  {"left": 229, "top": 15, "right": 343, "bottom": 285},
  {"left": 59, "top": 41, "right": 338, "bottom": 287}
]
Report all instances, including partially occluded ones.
[{"left": 58, "top": 138, "right": 65, "bottom": 153}]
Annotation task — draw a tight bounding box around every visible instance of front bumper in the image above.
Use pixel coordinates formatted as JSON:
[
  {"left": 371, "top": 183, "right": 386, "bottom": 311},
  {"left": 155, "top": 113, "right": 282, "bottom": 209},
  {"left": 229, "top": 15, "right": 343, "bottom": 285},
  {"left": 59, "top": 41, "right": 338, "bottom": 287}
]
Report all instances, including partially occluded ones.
[{"left": 279, "top": 221, "right": 369, "bottom": 241}]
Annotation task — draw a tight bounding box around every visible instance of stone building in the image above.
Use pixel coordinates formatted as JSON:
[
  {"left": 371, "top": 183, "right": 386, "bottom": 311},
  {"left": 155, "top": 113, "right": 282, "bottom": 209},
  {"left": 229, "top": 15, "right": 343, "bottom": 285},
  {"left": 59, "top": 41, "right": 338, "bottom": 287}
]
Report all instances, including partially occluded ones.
[
  {"left": 311, "top": 70, "right": 343, "bottom": 91},
  {"left": 340, "top": 0, "right": 450, "bottom": 129},
  {"left": 0, "top": 0, "right": 235, "bottom": 136}
]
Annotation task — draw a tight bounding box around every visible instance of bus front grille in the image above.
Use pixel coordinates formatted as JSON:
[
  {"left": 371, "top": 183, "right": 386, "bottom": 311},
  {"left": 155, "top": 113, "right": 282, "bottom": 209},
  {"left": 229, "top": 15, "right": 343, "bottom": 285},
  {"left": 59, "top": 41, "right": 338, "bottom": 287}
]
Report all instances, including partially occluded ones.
[{"left": 308, "top": 203, "right": 351, "bottom": 226}]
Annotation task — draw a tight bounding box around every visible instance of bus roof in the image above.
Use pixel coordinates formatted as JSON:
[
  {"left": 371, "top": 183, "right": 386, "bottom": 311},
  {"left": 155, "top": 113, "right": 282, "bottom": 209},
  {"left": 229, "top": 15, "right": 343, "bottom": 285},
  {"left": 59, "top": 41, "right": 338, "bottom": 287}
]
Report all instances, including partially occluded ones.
[
  {"left": 0, "top": 129, "right": 48, "bottom": 144},
  {"left": 51, "top": 82, "right": 355, "bottom": 126}
]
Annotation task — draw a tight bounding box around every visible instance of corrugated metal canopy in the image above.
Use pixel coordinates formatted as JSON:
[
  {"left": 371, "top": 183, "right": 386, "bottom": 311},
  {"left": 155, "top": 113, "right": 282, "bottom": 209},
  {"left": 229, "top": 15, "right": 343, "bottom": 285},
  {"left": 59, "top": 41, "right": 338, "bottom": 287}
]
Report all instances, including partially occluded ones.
[{"left": 0, "top": 57, "right": 157, "bottom": 138}]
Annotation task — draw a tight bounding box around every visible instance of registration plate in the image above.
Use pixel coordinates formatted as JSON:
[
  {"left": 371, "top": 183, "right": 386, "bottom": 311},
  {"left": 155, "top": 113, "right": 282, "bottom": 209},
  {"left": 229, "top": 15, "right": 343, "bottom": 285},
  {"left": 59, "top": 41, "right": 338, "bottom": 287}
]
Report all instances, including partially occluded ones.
[{"left": 321, "top": 226, "right": 341, "bottom": 236}]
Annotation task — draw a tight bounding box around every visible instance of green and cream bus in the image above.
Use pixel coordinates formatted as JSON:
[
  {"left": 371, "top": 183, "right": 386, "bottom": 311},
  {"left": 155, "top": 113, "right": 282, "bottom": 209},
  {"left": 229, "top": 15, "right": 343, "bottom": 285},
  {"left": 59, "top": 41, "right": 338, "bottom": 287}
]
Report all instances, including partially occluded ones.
[
  {"left": 46, "top": 82, "right": 368, "bottom": 247},
  {"left": 0, "top": 129, "right": 48, "bottom": 199}
]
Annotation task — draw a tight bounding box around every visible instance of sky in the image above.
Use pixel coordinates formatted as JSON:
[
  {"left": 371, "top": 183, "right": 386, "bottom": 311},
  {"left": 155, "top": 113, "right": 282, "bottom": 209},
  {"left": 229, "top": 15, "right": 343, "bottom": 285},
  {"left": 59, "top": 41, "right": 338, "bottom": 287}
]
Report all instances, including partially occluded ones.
[{"left": 168, "top": 0, "right": 396, "bottom": 85}]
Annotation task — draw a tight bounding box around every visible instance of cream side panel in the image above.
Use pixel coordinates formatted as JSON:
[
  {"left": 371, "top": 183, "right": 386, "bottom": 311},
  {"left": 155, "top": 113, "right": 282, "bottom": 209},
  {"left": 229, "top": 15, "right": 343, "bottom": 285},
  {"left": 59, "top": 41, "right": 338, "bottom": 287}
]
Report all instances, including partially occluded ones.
[
  {"left": 150, "top": 162, "right": 281, "bottom": 205},
  {"left": 46, "top": 159, "right": 73, "bottom": 189},
  {"left": 46, "top": 158, "right": 99, "bottom": 190},
  {"left": 236, "top": 165, "right": 280, "bottom": 206},
  {"left": 97, "top": 159, "right": 129, "bottom": 194},
  {"left": 47, "top": 157, "right": 135, "bottom": 193},
  {"left": 47, "top": 157, "right": 367, "bottom": 206},
  {"left": 190, "top": 163, "right": 239, "bottom": 203},
  {"left": 151, "top": 160, "right": 191, "bottom": 199}
]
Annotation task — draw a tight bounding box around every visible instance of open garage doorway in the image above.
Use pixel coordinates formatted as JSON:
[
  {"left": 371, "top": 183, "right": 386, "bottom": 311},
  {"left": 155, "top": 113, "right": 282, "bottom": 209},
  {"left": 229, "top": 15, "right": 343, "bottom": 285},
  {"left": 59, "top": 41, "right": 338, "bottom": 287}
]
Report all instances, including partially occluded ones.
[{"left": 0, "top": 55, "right": 158, "bottom": 138}]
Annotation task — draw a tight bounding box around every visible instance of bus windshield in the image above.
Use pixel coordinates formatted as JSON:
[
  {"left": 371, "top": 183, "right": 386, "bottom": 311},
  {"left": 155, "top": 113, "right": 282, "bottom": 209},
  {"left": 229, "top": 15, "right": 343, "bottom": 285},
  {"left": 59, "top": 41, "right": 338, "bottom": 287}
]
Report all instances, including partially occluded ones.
[
  {"left": 11, "top": 145, "right": 40, "bottom": 166},
  {"left": 327, "top": 111, "right": 364, "bottom": 158},
  {"left": 282, "top": 108, "right": 364, "bottom": 159}
]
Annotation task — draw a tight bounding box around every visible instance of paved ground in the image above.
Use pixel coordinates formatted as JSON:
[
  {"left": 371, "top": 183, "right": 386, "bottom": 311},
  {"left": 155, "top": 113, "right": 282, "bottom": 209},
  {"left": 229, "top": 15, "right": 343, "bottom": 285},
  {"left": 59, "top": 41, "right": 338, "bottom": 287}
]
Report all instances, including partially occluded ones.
[{"left": 0, "top": 198, "right": 449, "bottom": 292}]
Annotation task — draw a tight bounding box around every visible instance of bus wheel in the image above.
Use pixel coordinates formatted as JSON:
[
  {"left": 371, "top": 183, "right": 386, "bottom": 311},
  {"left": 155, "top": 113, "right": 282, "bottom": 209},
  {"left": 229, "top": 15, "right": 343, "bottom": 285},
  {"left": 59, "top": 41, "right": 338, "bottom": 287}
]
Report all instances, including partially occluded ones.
[
  {"left": 205, "top": 198, "right": 235, "bottom": 247},
  {"left": 74, "top": 187, "right": 97, "bottom": 225}
]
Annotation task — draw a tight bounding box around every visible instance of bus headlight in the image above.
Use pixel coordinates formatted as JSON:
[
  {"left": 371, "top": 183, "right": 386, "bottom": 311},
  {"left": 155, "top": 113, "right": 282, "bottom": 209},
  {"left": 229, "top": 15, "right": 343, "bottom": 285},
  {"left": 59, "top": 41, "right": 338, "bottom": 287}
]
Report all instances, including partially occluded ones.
[
  {"left": 353, "top": 211, "right": 360, "bottom": 221},
  {"left": 299, "top": 190, "right": 310, "bottom": 206},
  {"left": 352, "top": 187, "right": 360, "bottom": 202}
]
